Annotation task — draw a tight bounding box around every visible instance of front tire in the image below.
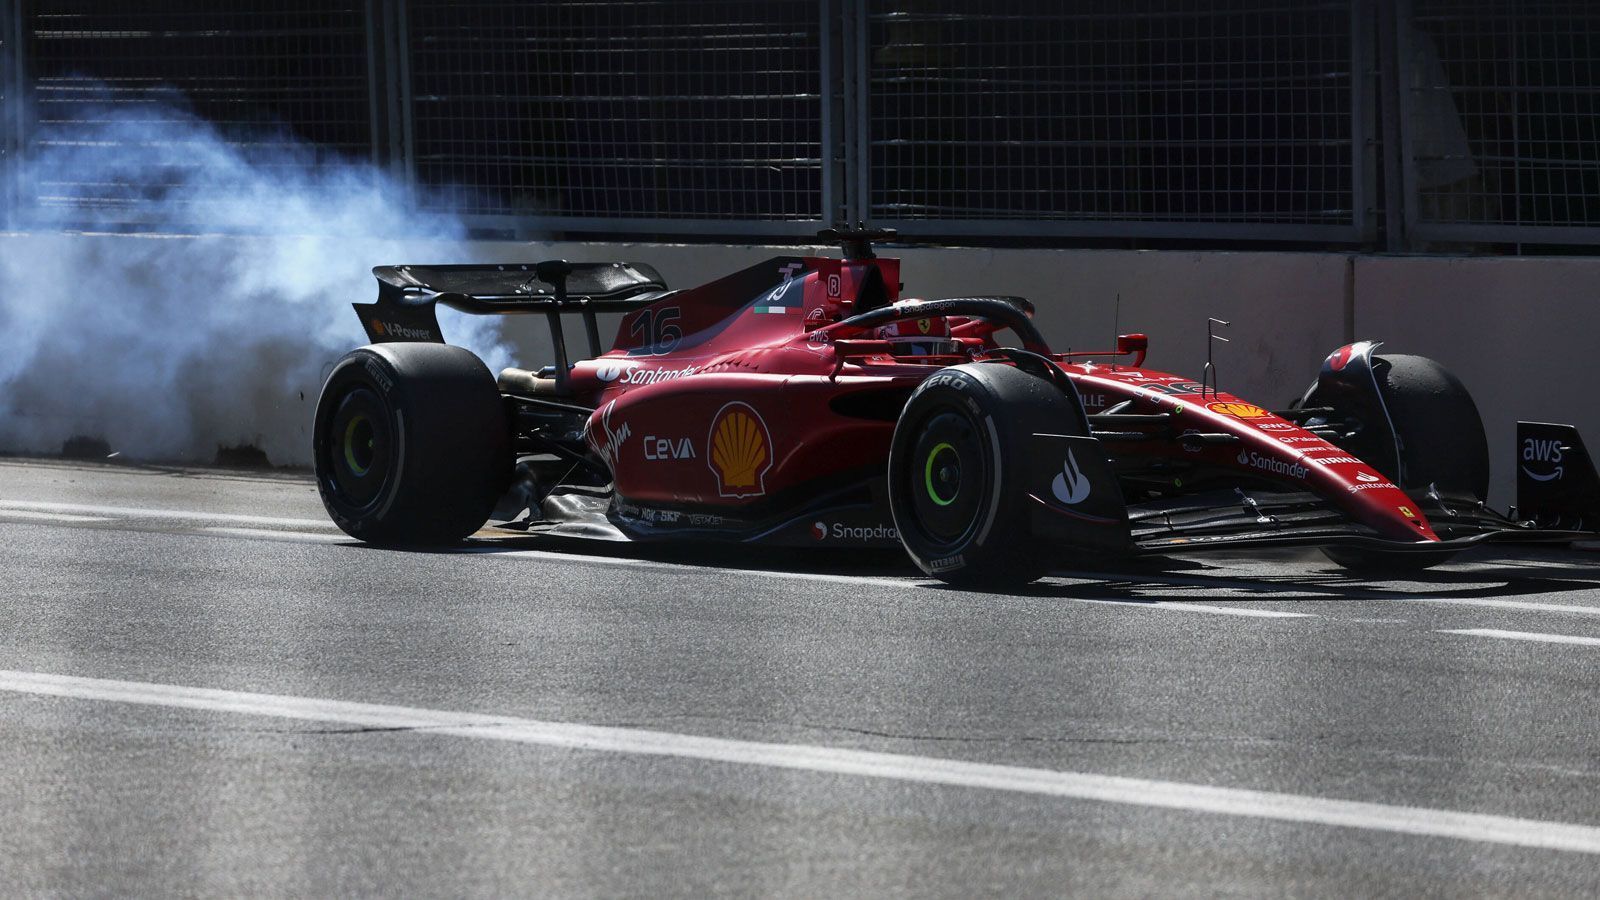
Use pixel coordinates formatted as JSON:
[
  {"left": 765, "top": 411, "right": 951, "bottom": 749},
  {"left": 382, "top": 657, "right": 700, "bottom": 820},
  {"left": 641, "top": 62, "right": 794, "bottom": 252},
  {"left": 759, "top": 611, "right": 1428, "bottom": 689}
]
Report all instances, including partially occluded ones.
[
  {"left": 1307, "top": 353, "right": 1487, "bottom": 572},
  {"left": 888, "top": 362, "right": 1086, "bottom": 587},
  {"left": 313, "top": 343, "right": 511, "bottom": 545}
]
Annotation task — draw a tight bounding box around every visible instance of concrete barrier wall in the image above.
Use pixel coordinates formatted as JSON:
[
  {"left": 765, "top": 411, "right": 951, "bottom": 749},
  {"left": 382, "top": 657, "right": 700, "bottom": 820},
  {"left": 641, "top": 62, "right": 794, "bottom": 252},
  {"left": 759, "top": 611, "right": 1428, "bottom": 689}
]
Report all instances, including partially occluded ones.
[
  {"left": 1, "top": 232, "right": 1593, "bottom": 511},
  {"left": 1352, "top": 256, "right": 1600, "bottom": 507}
]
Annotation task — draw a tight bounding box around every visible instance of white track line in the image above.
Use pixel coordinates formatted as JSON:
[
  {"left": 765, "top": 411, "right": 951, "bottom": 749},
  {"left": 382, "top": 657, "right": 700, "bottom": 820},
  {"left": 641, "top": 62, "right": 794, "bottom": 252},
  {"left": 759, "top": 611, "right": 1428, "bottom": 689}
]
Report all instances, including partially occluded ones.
[
  {"left": 4, "top": 669, "right": 1599, "bottom": 855},
  {"left": 0, "top": 500, "right": 332, "bottom": 530},
  {"left": 1056, "top": 569, "right": 1600, "bottom": 618},
  {"left": 1061, "top": 597, "right": 1312, "bottom": 618},
  {"left": 1400, "top": 597, "right": 1600, "bottom": 617},
  {"left": 0, "top": 500, "right": 1316, "bottom": 615},
  {"left": 477, "top": 547, "right": 923, "bottom": 590},
  {"left": 0, "top": 509, "right": 113, "bottom": 524},
  {"left": 1439, "top": 628, "right": 1600, "bottom": 648},
  {"left": 203, "top": 527, "right": 351, "bottom": 544},
  {"left": 485, "top": 548, "right": 1303, "bottom": 615}
]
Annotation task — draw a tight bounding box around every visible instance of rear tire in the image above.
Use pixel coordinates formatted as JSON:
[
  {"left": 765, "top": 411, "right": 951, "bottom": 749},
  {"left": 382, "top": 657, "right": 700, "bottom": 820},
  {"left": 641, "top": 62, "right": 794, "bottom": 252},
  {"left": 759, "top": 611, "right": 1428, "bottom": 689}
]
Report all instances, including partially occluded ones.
[
  {"left": 1307, "top": 353, "right": 1487, "bottom": 572},
  {"left": 888, "top": 363, "right": 1084, "bottom": 587},
  {"left": 313, "top": 343, "right": 511, "bottom": 545}
]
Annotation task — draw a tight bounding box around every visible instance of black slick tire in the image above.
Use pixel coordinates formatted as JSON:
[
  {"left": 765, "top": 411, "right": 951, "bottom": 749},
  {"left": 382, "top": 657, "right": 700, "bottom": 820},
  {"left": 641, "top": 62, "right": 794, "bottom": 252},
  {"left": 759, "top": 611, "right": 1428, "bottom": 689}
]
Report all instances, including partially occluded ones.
[
  {"left": 313, "top": 343, "right": 511, "bottom": 545},
  {"left": 1311, "top": 353, "right": 1487, "bottom": 572},
  {"left": 888, "top": 362, "right": 1085, "bottom": 588}
]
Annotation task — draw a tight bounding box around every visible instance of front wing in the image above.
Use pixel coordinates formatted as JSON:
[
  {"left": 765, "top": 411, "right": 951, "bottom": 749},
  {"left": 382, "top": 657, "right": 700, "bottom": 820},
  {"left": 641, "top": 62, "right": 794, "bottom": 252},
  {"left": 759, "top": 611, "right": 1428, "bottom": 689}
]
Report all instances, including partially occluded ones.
[{"left": 1129, "top": 488, "right": 1593, "bottom": 556}]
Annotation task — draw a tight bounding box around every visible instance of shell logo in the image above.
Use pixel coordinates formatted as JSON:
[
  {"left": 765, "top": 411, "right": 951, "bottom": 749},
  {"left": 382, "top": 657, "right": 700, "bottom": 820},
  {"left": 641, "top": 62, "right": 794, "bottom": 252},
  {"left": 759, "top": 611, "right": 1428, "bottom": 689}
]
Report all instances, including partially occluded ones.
[
  {"left": 707, "top": 402, "right": 773, "bottom": 497},
  {"left": 1207, "top": 401, "right": 1269, "bottom": 419},
  {"left": 371, "top": 319, "right": 386, "bottom": 336}
]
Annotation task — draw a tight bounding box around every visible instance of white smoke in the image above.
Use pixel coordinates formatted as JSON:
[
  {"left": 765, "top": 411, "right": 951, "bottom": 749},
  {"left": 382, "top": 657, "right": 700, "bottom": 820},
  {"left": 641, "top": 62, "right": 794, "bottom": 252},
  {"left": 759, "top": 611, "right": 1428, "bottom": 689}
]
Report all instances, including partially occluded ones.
[{"left": 0, "top": 100, "right": 511, "bottom": 466}]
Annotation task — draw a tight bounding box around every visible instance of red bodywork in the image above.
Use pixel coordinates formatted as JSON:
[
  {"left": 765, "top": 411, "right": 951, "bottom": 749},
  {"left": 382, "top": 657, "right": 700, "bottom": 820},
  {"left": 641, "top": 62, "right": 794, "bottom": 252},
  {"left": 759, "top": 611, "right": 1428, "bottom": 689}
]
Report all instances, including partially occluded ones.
[{"left": 570, "top": 256, "right": 1439, "bottom": 547}]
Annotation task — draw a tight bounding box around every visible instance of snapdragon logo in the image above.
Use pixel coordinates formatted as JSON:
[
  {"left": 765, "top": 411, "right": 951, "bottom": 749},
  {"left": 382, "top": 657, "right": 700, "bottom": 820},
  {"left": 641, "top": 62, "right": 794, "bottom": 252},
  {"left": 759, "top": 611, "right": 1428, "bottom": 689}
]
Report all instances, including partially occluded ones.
[
  {"left": 1235, "top": 448, "right": 1309, "bottom": 480},
  {"left": 814, "top": 522, "right": 899, "bottom": 542}
]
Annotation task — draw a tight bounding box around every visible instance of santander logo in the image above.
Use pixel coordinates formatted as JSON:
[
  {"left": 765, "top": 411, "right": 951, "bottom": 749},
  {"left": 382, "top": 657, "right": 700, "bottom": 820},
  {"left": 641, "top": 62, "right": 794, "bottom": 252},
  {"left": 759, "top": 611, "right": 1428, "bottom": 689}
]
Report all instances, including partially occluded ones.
[{"left": 1051, "top": 450, "right": 1091, "bottom": 505}]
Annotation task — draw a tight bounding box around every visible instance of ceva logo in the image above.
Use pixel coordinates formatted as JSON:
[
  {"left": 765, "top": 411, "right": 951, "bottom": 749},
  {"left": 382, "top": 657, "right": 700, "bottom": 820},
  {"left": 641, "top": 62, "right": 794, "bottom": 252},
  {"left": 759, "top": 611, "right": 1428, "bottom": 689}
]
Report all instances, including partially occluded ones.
[{"left": 1051, "top": 450, "right": 1091, "bottom": 505}]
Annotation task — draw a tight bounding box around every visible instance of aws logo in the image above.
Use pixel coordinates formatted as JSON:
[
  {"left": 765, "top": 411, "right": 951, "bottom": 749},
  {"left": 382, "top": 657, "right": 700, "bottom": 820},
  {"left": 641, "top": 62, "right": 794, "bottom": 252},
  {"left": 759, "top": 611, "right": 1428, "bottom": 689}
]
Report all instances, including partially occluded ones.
[
  {"left": 708, "top": 402, "right": 773, "bottom": 497},
  {"left": 1207, "top": 401, "right": 1270, "bottom": 419},
  {"left": 1522, "top": 437, "right": 1566, "bottom": 482}
]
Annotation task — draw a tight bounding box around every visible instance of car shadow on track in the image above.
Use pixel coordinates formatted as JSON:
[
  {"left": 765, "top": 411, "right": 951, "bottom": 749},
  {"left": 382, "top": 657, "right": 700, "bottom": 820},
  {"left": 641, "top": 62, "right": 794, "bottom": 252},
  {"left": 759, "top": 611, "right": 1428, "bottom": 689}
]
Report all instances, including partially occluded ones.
[
  {"left": 1022, "top": 547, "right": 1600, "bottom": 604},
  {"left": 339, "top": 532, "right": 1600, "bottom": 604}
]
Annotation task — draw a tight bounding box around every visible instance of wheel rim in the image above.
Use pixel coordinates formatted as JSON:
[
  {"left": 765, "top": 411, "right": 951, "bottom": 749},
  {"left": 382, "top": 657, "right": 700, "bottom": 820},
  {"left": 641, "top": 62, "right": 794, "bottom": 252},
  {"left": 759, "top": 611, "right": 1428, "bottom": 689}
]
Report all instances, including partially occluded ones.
[
  {"left": 342, "top": 414, "right": 375, "bottom": 476},
  {"left": 923, "top": 441, "right": 960, "bottom": 507},
  {"left": 326, "top": 388, "right": 391, "bottom": 509},
  {"left": 907, "top": 410, "right": 986, "bottom": 544}
]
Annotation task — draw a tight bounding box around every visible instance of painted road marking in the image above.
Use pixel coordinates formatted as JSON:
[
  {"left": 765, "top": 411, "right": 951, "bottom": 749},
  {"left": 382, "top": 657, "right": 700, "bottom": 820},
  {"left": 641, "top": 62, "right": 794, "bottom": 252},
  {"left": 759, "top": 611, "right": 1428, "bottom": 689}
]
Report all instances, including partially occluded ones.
[
  {"left": 203, "top": 527, "right": 351, "bottom": 544},
  {"left": 5, "top": 498, "right": 1585, "bottom": 622},
  {"left": 0, "top": 509, "right": 113, "bottom": 524},
  {"left": 477, "top": 547, "right": 923, "bottom": 591},
  {"left": 486, "top": 548, "right": 1305, "bottom": 615},
  {"left": 0, "top": 500, "right": 1316, "bottom": 616},
  {"left": 1055, "top": 569, "right": 1600, "bottom": 617},
  {"left": 1402, "top": 597, "right": 1600, "bottom": 618},
  {"left": 1439, "top": 628, "right": 1600, "bottom": 648},
  {"left": 0, "top": 500, "right": 332, "bottom": 531},
  {"left": 4, "top": 669, "right": 1600, "bottom": 856},
  {"left": 1062, "top": 598, "right": 1313, "bottom": 619}
]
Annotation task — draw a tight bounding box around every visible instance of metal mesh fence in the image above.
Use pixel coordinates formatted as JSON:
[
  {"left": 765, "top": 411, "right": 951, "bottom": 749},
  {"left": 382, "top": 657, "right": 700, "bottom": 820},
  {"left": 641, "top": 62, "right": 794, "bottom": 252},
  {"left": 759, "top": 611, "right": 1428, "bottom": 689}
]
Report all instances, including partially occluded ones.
[
  {"left": 864, "top": 0, "right": 1359, "bottom": 234},
  {"left": 405, "top": 0, "right": 824, "bottom": 226},
  {"left": 22, "top": 0, "right": 372, "bottom": 221},
  {"left": 1406, "top": 1, "right": 1600, "bottom": 234},
  {"left": 5, "top": 2, "right": 1599, "bottom": 246}
]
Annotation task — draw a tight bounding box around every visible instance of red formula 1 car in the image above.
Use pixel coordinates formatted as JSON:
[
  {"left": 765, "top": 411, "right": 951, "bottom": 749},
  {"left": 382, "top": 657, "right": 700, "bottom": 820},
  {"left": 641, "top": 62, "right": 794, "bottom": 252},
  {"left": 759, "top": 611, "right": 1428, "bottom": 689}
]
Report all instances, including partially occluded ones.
[{"left": 313, "top": 229, "right": 1600, "bottom": 585}]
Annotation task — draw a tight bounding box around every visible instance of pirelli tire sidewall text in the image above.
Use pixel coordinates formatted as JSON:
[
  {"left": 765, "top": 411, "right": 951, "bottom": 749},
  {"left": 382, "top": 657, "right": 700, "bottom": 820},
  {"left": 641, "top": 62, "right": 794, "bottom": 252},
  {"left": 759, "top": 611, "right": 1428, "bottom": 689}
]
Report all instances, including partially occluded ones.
[{"left": 313, "top": 343, "right": 512, "bottom": 545}]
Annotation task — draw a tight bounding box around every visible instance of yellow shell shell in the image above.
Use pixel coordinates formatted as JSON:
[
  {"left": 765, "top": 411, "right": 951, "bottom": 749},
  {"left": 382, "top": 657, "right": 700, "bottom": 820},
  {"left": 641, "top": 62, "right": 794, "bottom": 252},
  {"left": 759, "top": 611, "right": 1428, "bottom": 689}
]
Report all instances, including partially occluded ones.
[{"left": 711, "top": 410, "right": 768, "bottom": 489}]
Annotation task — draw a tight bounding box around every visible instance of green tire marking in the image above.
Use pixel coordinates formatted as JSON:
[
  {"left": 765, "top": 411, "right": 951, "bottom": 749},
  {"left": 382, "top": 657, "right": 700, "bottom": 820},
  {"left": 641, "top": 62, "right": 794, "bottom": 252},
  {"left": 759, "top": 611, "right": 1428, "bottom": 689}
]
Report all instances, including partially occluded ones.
[
  {"left": 343, "top": 415, "right": 371, "bottom": 477},
  {"left": 924, "top": 442, "right": 957, "bottom": 506}
]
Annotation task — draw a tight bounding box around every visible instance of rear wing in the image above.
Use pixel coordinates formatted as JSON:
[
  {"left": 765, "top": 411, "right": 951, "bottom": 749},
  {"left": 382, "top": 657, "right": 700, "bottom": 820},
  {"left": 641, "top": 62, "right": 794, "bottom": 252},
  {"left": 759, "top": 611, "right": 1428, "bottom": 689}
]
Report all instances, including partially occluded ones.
[{"left": 353, "top": 260, "right": 670, "bottom": 390}]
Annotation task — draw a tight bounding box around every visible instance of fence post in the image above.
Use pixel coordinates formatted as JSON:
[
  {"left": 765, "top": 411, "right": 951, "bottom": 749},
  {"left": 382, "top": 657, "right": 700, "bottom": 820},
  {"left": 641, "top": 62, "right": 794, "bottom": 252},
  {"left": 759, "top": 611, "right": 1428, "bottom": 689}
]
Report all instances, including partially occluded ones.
[
  {"left": 850, "top": 0, "right": 871, "bottom": 227},
  {"left": 1350, "top": 0, "right": 1378, "bottom": 245},
  {"left": 1389, "top": 0, "right": 1422, "bottom": 250},
  {"left": 1375, "top": 0, "right": 1405, "bottom": 250},
  {"left": 2, "top": 0, "right": 25, "bottom": 229},
  {"left": 819, "top": 0, "right": 847, "bottom": 229},
  {"left": 364, "top": 0, "right": 412, "bottom": 190}
]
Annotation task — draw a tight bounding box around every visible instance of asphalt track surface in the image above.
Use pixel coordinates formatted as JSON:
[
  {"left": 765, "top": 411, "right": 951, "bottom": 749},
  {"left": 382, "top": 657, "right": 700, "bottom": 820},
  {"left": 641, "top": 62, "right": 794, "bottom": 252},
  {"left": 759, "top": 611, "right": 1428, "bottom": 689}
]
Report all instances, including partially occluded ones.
[{"left": 4, "top": 457, "right": 1600, "bottom": 897}]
